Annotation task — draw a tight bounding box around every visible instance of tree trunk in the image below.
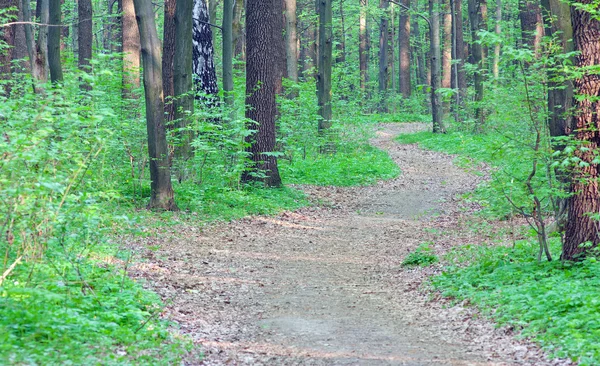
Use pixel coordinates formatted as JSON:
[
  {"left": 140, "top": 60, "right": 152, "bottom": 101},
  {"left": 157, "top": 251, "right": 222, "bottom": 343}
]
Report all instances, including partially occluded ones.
[
  {"left": 359, "top": 0, "right": 369, "bottom": 91},
  {"left": 451, "top": 0, "right": 466, "bottom": 97},
  {"left": 78, "top": 0, "right": 92, "bottom": 90},
  {"left": 209, "top": 0, "right": 218, "bottom": 47},
  {"left": 442, "top": 0, "right": 452, "bottom": 89},
  {"left": 389, "top": 5, "right": 395, "bottom": 91},
  {"left": 48, "top": 0, "right": 63, "bottom": 83},
  {"left": 398, "top": 0, "right": 411, "bottom": 97},
  {"left": 33, "top": 0, "right": 49, "bottom": 85},
  {"left": 336, "top": 0, "right": 346, "bottom": 64},
  {"left": 562, "top": 1, "right": 600, "bottom": 260},
  {"left": 174, "top": 0, "right": 194, "bottom": 163},
  {"left": 193, "top": 0, "right": 219, "bottom": 105},
  {"left": 162, "top": 0, "right": 176, "bottom": 122},
  {"left": 492, "top": 0, "right": 500, "bottom": 79},
  {"left": 519, "top": 0, "right": 543, "bottom": 55},
  {"left": 223, "top": 0, "right": 234, "bottom": 107},
  {"left": 122, "top": 0, "right": 140, "bottom": 95},
  {"left": 232, "top": 0, "right": 245, "bottom": 60},
  {"left": 0, "top": 0, "right": 18, "bottom": 95},
  {"left": 468, "top": 0, "right": 484, "bottom": 131},
  {"left": 132, "top": 0, "right": 178, "bottom": 210},
  {"left": 317, "top": 0, "right": 333, "bottom": 133},
  {"left": 430, "top": 0, "right": 445, "bottom": 132},
  {"left": 378, "top": 0, "right": 389, "bottom": 110},
  {"left": 284, "top": 0, "right": 299, "bottom": 81},
  {"left": 241, "top": 0, "right": 283, "bottom": 187}
]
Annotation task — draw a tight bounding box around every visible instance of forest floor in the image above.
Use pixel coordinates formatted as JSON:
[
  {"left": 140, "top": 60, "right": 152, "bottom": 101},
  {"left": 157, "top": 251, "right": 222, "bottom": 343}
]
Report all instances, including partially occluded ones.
[{"left": 126, "top": 123, "right": 572, "bottom": 365}]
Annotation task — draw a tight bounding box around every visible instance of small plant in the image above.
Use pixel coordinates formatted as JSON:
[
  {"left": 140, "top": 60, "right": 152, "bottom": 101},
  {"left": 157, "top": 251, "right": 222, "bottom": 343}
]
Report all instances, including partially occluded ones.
[{"left": 402, "top": 242, "right": 439, "bottom": 267}]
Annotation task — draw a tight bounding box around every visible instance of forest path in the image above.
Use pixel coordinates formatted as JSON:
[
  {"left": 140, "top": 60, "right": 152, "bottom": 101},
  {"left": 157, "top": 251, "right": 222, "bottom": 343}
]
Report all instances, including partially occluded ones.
[{"left": 128, "top": 123, "right": 567, "bottom": 365}]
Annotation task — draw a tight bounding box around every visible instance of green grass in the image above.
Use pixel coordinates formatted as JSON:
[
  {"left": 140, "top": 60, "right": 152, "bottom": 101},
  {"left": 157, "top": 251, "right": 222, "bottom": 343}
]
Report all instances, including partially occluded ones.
[
  {"left": 401, "top": 242, "right": 439, "bottom": 267},
  {"left": 434, "top": 240, "right": 600, "bottom": 365},
  {"left": 280, "top": 144, "right": 400, "bottom": 186}
]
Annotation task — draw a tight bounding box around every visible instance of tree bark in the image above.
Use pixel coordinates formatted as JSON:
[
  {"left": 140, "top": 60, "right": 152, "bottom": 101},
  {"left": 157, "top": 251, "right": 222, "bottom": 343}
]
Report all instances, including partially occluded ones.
[
  {"left": 0, "top": 0, "right": 18, "bottom": 95},
  {"left": 442, "top": 0, "right": 452, "bottom": 89},
  {"left": 492, "top": 0, "right": 500, "bottom": 79},
  {"left": 468, "top": 0, "right": 485, "bottom": 131},
  {"left": 336, "top": 0, "right": 347, "bottom": 64},
  {"left": 359, "top": 0, "right": 369, "bottom": 91},
  {"left": 193, "top": 0, "right": 219, "bottom": 105},
  {"left": 317, "top": 0, "right": 333, "bottom": 132},
  {"left": 241, "top": 0, "right": 283, "bottom": 187},
  {"left": 398, "top": 0, "right": 411, "bottom": 97},
  {"left": 232, "top": 0, "right": 245, "bottom": 60},
  {"left": 284, "top": 0, "right": 299, "bottom": 81},
  {"left": 33, "top": 0, "right": 49, "bottom": 85},
  {"left": 78, "top": 0, "right": 92, "bottom": 90},
  {"left": 430, "top": 0, "right": 445, "bottom": 132},
  {"left": 48, "top": 0, "right": 63, "bottom": 83},
  {"left": 162, "top": 0, "right": 176, "bottom": 122},
  {"left": 133, "top": 0, "right": 178, "bottom": 211},
  {"left": 223, "top": 0, "right": 234, "bottom": 107},
  {"left": 562, "top": 1, "right": 600, "bottom": 260},
  {"left": 209, "top": 0, "right": 218, "bottom": 47},
  {"left": 122, "top": 0, "right": 140, "bottom": 95},
  {"left": 174, "top": 0, "right": 194, "bottom": 162},
  {"left": 378, "top": 0, "right": 390, "bottom": 108},
  {"left": 519, "top": 0, "right": 543, "bottom": 55},
  {"left": 451, "top": 0, "right": 466, "bottom": 95}
]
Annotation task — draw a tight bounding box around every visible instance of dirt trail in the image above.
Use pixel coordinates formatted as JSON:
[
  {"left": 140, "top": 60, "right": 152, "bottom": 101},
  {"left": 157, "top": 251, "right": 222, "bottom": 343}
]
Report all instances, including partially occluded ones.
[{"left": 128, "top": 123, "right": 570, "bottom": 365}]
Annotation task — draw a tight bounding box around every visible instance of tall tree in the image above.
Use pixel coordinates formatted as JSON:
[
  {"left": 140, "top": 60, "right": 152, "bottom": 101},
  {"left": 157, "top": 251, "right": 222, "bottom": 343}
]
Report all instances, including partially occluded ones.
[
  {"left": 441, "top": 0, "right": 452, "bottom": 89},
  {"left": 122, "top": 0, "right": 140, "bottom": 95},
  {"left": 33, "top": 0, "right": 49, "bottom": 86},
  {"left": 241, "top": 0, "right": 283, "bottom": 187},
  {"left": 562, "top": 2, "right": 600, "bottom": 260},
  {"left": 232, "top": 0, "right": 245, "bottom": 60},
  {"left": 223, "top": 0, "right": 234, "bottom": 108},
  {"left": 492, "top": 0, "right": 500, "bottom": 78},
  {"left": 48, "top": 0, "right": 63, "bottom": 83},
  {"left": 193, "top": 0, "right": 219, "bottom": 104},
  {"left": 451, "top": 0, "right": 466, "bottom": 119},
  {"left": 398, "top": 0, "right": 411, "bottom": 97},
  {"left": 378, "top": 0, "right": 390, "bottom": 106},
  {"left": 317, "top": 0, "right": 333, "bottom": 132},
  {"left": 468, "top": 0, "right": 485, "bottom": 130},
  {"left": 78, "top": 0, "right": 92, "bottom": 90},
  {"left": 284, "top": 0, "right": 299, "bottom": 82},
  {"left": 359, "top": 0, "right": 369, "bottom": 91},
  {"left": 174, "top": 0, "right": 194, "bottom": 161},
  {"left": 430, "top": 0, "right": 444, "bottom": 132},
  {"left": 162, "top": 0, "right": 176, "bottom": 121},
  {"left": 0, "top": 0, "right": 18, "bottom": 94},
  {"left": 133, "top": 0, "right": 178, "bottom": 210},
  {"left": 519, "top": 0, "right": 543, "bottom": 55}
]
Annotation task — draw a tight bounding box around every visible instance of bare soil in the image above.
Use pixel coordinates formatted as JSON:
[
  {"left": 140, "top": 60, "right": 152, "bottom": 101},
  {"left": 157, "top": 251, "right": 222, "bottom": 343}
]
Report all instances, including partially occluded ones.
[{"left": 127, "top": 123, "right": 573, "bottom": 365}]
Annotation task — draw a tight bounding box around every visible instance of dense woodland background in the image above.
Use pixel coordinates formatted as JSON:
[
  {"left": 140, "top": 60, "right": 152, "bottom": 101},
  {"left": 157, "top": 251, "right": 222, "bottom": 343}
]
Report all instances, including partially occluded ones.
[{"left": 1, "top": 0, "right": 600, "bottom": 363}]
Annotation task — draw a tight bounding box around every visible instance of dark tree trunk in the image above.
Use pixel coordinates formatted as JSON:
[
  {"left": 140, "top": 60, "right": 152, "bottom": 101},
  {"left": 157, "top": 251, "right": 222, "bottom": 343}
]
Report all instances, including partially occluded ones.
[
  {"left": 451, "top": 0, "right": 466, "bottom": 93},
  {"left": 468, "top": 0, "right": 484, "bottom": 131},
  {"left": 33, "top": 0, "right": 49, "bottom": 86},
  {"left": 430, "top": 0, "right": 445, "bottom": 132},
  {"left": 359, "top": 0, "right": 369, "bottom": 91},
  {"left": 398, "top": 0, "right": 411, "bottom": 97},
  {"left": 336, "top": 0, "right": 346, "bottom": 64},
  {"left": 78, "top": 0, "right": 92, "bottom": 90},
  {"left": 519, "top": 0, "right": 543, "bottom": 55},
  {"left": 193, "top": 0, "right": 219, "bottom": 105},
  {"left": 122, "top": 0, "right": 140, "bottom": 95},
  {"left": 162, "top": 0, "right": 176, "bottom": 122},
  {"left": 223, "top": 0, "right": 235, "bottom": 107},
  {"left": 561, "top": 2, "right": 600, "bottom": 260},
  {"left": 48, "top": 0, "right": 63, "bottom": 83},
  {"left": 284, "top": 0, "right": 299, "bottom": 81},
  {"left": 133, "top": 0, "right": 178, "bottom": 211},
  {"left": 317, "top": 0, "right": 333, "bottom": 132},
  {"left": 174, "top": 0, "right": 194, "bottom": 162},
  {"left": 241, "top": 0, "right": 283, "bottom": 187},
  {"left": 0, "top": 0, "right": 18, "bottom": 95},
  {"left": 378, "top": 0, "right": 390, "bottom": 104}
]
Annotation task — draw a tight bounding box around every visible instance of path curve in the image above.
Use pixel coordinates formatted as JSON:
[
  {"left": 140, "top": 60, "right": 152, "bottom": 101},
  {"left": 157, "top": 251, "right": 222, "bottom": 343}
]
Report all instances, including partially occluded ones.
[{"left": 128, "top": 123, "right": 571, "bottom": 365}]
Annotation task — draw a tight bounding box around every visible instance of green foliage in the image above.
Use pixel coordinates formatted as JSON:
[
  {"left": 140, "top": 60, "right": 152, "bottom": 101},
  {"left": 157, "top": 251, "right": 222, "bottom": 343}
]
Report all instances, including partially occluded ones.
[
  {"left": 401, "top": 242, "right": 439, "bottom": 267},
  {"left": 434, "top": 240, "right": 600, "bottom": 365}
]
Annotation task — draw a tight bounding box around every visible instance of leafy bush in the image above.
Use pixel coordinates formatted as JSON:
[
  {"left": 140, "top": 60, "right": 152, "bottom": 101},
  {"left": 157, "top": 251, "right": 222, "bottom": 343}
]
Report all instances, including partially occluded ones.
[{"left": 402, "top": 242, "right": 439, "bottom": 267}]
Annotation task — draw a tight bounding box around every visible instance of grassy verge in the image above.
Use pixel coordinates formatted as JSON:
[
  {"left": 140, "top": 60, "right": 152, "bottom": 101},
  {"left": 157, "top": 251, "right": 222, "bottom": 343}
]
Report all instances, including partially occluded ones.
[{"left": 398, "top": 129, "right": 596, "bottom": 365}]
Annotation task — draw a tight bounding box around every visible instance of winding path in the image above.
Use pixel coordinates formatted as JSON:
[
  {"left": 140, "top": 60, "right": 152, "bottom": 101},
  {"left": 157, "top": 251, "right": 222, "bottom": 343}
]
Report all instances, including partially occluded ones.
[{"left": 129, "top": 123, "right": 569, "bottom": 365}]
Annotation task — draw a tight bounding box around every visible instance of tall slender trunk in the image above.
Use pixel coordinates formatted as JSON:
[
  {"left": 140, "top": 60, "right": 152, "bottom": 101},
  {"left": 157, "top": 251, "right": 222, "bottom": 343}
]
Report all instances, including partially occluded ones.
[
  {"left": 0, "top": 0, "right": 18, "bottom": 95},
  {"left": 223, "top": 0, "right": 234, "bottom": 107},
  {"left": 430, "top": 0, "right": 444, "bottom": 132},
  {"left": 359, "top": 0, "right": 369, "bottom": 91},
  {"left": 389, "top": 5, "right": 395, "bottom": 91},
  {"left": 174, "top": 0, "right": 194, "bottom": 162},
  {"left": 519, "top": 0, "right": 543, "bottom": 55},
  {"left": 336, "top": 0, "right": 347, "bottom": 64},
  {"left": 317, "top": 0, "right": 333, "bottom": 133},
  {"left": 442, "top": 0, "right": 452, "bottom": 89},
  {"left": 162, "top": 0, "right": 176, "bottom": 121},
  {"left": 48, "top": 0, "right": 63, "bottom": 83},
  {"left": 492, "top": 0, "right": 500, "bottom": 78},
  {"left": 133, "top": 0, "right": 178, "bottom": 211},
  {"left": 378, "top": 0, "right": 390, "bottom": 107},
  {"left": 209, "top": 0, "right": 218, "bottom": 47},
  {"left": 284, "top": 0, "right": 299, "bottom": 81},
  {"left": 78, "top": 0, "right": 92, "bottom": 90},
  {"left": 398, "top": 0, "right": 411, "bottom": 97},
  {"left": 232, "top": 0, "right": 245, "bottom": 60},
  {"left": 468, "top": 0, "right": 485, "bottom": 130},
  {"left": 122, "top": 0, "right": 141, "bottom": 95},
  {"left": 33, "top": 0, "right": 49, "bottom": 85},
  {"left": 242, "top": 0, "right": 283, "bottom": 187},
  {"left": 193, "top": 0, "right": 219, "bottom": 105}
]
